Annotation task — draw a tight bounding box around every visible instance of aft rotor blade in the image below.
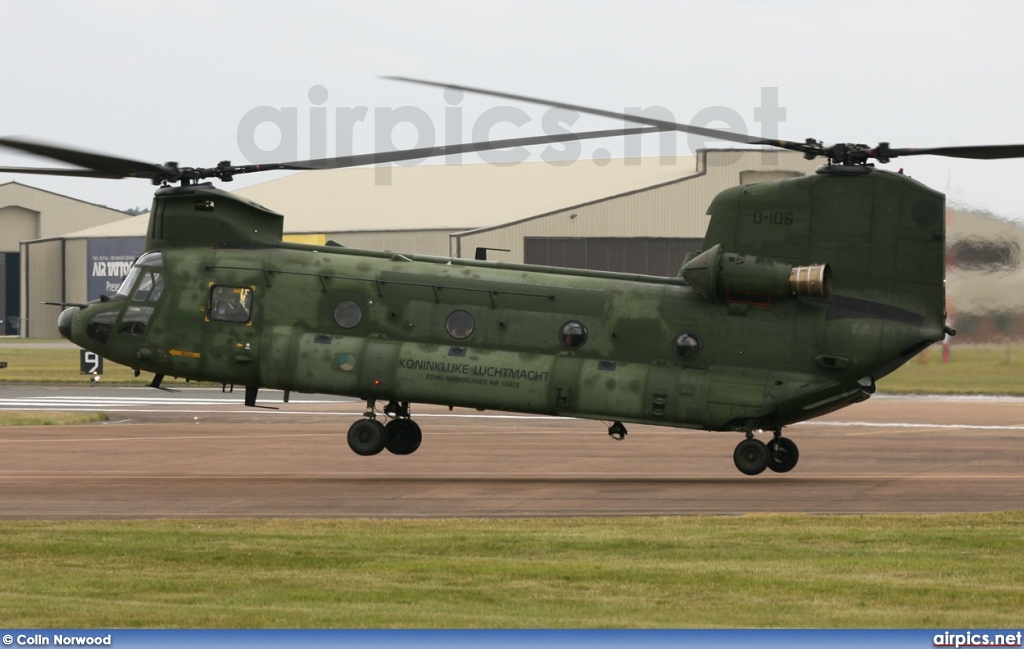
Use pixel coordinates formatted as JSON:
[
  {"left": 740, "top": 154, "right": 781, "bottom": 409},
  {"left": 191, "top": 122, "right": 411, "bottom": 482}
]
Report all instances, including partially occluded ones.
[
  {"left": 0, "top": 137, "right": 172, "bottom": 179},
  {"left": 884, "top": 144, "right": 1024, "bottom": 160},
  {"left": 385, "top": 76, "right": 813, "bottom": 154},
  {"left": 224, "top": 125, "right": 668, "bottom": 175}
]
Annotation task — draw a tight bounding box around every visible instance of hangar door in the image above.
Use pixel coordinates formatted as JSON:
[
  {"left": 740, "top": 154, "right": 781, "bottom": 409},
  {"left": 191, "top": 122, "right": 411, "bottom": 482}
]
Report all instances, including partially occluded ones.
[
  {"left": 0, "top": 253, "right": 19, "bottom": 335},
  {"left": 524, "top": 237, "right": 703, "bottom": 277}
]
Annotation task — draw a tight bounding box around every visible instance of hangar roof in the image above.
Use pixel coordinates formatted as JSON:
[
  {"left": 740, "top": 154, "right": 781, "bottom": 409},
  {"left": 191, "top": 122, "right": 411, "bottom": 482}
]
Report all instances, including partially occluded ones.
[
  {"left": 0, "top": 180, "right": 132, "bottom": 245},
  {"left": 60, "top": 155, "right": 700, "bottom": 238},
  {"left": 61, "top": 215, "right": 149, "bottom": 239},
  {"left": 234, "top": 155, "right": 700, "bottom": 233}
]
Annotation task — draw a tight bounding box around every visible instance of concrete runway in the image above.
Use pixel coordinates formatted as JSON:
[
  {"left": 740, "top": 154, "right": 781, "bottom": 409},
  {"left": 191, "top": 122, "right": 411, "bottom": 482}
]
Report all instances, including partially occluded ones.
[{"left": 0, "top": 387, "right": 1022, "bottom": 517}]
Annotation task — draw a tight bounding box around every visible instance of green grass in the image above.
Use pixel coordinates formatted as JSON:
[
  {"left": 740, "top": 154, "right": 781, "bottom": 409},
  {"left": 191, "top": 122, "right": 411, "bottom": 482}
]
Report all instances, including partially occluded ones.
[
  {"left": 0, "top": 411, "right": 108, "bottom": 426},
  {"left": 877, "top": 344, "right": 1024, "bottom": 395},
  {"left": 0, "top": 514, "right": 1021, "bottom": 628},
  {"left": 0, "top": 343, "right": 210, "bottom": 386}
]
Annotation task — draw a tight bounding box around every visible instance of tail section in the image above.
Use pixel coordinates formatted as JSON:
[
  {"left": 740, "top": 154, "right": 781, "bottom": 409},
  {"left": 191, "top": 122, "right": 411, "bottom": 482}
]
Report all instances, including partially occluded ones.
[{"left": 701, "top": 165, "right": 946, "bottom": 382}]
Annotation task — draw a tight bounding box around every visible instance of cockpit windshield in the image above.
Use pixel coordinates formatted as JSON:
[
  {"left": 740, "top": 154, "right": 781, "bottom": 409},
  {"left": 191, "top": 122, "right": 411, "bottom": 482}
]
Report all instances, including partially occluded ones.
[
  {"left": 114, "top": 251, "right": 164, "bottom": 299},
  {"left": 132, "top": 271, "right": 165, "bottom": 302}
]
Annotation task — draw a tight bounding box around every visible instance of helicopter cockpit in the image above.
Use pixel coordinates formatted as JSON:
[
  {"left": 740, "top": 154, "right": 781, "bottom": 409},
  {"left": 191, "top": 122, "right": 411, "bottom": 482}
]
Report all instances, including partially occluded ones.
[
  {"left": 117, "top": 252, "right": 165, "bottom": 336},
  {"left": 81, "top": 251, "right": 166, "bottom": 344}
]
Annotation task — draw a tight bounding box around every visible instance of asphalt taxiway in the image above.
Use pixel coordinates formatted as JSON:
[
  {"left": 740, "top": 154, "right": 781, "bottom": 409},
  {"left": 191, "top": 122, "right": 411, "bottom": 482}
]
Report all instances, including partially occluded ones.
[{"left": 0, "top": 387, "right": 1022, "bottom": 517}]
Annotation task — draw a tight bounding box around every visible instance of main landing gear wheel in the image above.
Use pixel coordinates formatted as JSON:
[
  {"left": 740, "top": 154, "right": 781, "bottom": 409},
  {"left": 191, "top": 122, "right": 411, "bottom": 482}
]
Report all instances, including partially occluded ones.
[
  {"left": 733, "top": 438, "right": 769, "bottom": 475},
  {"left": 347, "top": 419, "right": 388, "bottom": 456},
  {"left": 766, "top": 436, "right": 799, "bottom": 473},
  {"left": 385, "top": 419, "right": 422, "bottom": 455}
]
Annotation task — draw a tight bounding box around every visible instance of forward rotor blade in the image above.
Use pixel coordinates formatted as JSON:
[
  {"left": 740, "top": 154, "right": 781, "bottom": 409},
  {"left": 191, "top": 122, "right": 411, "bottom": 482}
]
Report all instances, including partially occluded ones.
[
  {"left": 0, "top": 137, "right": 171, "bottom": 178},
  {"left": 884, "top": 144, "right": 1024, "bottom": 160},
  {"left": 223, "top": 125, "right": 668, "bottom": 175},
  {"left": 0, "top": 165, "right": 125, "bottom": 178},
  {"left": 1, "top": 125, "right": 670, "bottom": 184},
  {"left": 385, "top": 76, "right": 811, "bottom": 153}
]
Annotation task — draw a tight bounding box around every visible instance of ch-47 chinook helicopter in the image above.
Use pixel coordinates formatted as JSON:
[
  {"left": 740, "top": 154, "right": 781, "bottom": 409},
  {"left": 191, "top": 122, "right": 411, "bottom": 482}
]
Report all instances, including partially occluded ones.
[{"left": 4, "top": 78, "right": 1024, "bottom": 475}]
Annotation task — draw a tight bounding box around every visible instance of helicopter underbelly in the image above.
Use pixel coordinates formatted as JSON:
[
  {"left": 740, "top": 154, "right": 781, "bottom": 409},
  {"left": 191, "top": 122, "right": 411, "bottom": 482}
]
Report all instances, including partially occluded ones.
[{"left": 254, "top": 326, "right": 848, "bottom": 431}]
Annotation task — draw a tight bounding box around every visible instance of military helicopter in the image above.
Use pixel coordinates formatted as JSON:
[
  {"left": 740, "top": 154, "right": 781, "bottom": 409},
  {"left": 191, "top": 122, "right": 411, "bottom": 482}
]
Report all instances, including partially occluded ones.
[{"left": 4, "top": 78, "right": 1023, "bottom": 475}]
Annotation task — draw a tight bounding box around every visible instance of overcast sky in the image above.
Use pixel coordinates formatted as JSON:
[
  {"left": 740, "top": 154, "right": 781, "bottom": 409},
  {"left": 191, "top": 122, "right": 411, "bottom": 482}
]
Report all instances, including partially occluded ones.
[{"left": 2, "top": 0, "right": 1024, "bottom": 222}]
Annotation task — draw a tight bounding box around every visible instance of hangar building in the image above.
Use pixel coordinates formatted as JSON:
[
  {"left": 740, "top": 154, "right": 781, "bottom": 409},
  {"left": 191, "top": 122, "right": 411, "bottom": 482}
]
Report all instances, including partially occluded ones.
[{"left": 0, "top": 181, "right": 131, "bottom": 336}]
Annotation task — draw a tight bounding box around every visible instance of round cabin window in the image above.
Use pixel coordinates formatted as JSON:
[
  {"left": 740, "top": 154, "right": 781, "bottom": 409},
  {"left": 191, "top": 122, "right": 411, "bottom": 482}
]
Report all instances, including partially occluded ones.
[
  {"left": 446, "top": 310, "right": 475, "bottom": 339},
  {"left": 559, "top": 320, "right": 588, "bottom": 350},
  {"left": 334, "top": 300, "right": 363, "bottom": 329},
  {"left": 673, "top": 333, "right": 702, "bottom": 360}
]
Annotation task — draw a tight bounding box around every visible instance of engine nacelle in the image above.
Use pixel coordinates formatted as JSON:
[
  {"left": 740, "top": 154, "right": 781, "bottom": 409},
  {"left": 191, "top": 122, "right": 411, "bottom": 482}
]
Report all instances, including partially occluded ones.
[{"left": 681, "top": 244, "right": 831, "bottom": 304}]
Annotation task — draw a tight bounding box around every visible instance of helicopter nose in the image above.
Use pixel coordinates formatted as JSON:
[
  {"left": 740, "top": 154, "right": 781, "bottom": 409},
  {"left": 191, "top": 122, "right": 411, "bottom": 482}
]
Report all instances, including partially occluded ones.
[{"left": 58, "top": 307, "right": 74, "bottom": 341}]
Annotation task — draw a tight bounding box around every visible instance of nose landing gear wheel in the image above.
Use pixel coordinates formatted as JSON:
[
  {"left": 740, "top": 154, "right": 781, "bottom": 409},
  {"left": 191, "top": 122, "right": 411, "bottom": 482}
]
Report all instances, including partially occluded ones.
[
  {"left": 347, "top": 419, "right": 388, "bottom": 456},
  {"left": 766, "top": 436, "right": 799, "bottom": 473},
  {"left": 385, "top": 419, "right": 422, "bottom": 455},
  {"left": 733, "top": 438, "right": 769, "bottom": 475}
]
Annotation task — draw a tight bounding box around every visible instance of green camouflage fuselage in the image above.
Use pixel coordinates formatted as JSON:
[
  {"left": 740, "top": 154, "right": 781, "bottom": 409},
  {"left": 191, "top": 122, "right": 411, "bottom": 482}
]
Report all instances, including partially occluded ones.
[{"left": 60, "top": 164, "right": 946, "bottom": 433}]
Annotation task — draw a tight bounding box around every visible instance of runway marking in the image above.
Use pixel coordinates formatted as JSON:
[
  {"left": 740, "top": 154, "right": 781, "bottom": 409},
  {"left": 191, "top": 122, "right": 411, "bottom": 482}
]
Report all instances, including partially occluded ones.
[
  {"left": 0, "top": 399, "right": 344, "bottom": 407},
  {"left": 0, "top": 428, "right": 658, "bottom": 443},
  {"left": 795, "top": 421, "right": 1024, "bottom": 432},
  {"left": 873, "top": 394, "right": 1024, "bottom": 402},
  {"left": 0, "top": 406, "right": 570, "bottom": 419},
  {"left": 0, "top": 432, "right": 343, "bottom": 443}
]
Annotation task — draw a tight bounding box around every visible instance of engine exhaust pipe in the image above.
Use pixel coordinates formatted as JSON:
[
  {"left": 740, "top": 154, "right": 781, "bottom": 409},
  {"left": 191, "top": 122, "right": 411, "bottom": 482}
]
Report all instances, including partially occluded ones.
[{"left": 789, "top": 264, "right": 832, "bottom": 299}]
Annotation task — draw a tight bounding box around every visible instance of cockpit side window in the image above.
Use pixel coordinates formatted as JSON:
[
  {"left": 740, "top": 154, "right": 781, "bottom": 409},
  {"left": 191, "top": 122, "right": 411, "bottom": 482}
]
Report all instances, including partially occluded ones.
[
  {"left": 133, "top": 272, "right": 155, "bottom": 301},
  {"left": 132, "top": 271, "right": 165, "bottom": 302},
  {"left": 118, "top": 306, "right": 154, "bottom": 336},
  {"left": 149, "top": 273, "right": 165, "bottom": 301}
]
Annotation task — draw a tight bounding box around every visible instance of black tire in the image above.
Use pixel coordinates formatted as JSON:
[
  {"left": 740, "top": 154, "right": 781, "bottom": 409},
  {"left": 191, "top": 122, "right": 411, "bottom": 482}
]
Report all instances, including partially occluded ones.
[
  {"left": 385, "top": 419, "right": 422, "bottom": 455},
  {"left": 766, "top": 436, "right": 799, "bottom": 473},
  {"left": 733, "top": 438, "right": 769, "bottom": 476},
  {"left": 347, "top": 419, "right": 388, "bottom": 456}
]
